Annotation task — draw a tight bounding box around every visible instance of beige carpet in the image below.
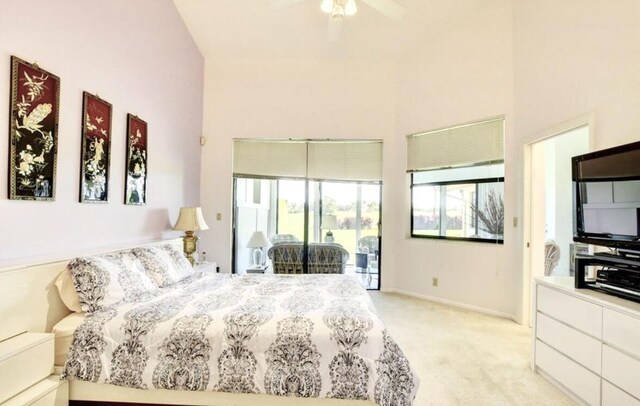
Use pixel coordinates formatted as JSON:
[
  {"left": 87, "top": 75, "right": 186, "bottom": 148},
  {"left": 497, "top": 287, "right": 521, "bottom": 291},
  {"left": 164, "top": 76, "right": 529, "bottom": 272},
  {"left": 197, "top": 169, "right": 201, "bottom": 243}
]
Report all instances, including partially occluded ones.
[{"left": 370, "top": 292, "right": 575, "bottom": 406}]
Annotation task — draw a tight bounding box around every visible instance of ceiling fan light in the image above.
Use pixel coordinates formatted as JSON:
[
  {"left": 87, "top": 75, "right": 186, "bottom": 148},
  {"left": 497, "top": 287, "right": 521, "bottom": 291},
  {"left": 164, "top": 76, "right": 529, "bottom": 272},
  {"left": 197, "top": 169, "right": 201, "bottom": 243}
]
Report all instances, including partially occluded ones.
[
  {"left": 320, "top": 0, "right": 334, "bottom": 13},
  {"left": 332, "top": 4, "right": 345, "bottom": 18},
  {"left": 344, "top": 0, "right": 357, "bottom": 16}
]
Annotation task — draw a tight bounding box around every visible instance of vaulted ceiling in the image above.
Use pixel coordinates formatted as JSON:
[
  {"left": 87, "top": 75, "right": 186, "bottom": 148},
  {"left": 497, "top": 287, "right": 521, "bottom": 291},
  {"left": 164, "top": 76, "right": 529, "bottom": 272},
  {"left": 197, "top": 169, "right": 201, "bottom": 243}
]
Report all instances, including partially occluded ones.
[{"left": 173, "top": 0, "right": 502, "bottom": 61}]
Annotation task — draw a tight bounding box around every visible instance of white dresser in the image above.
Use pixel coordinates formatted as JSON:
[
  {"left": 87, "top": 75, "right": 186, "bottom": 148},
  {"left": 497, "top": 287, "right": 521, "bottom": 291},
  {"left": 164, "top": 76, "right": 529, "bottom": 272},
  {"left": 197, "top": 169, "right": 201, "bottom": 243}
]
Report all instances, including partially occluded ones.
[
  {"left": 0, "top": 333, "right": 68, "bottom": 406},
  {"left": 534, "top": 277, "right": 640, "bottom": 406}
]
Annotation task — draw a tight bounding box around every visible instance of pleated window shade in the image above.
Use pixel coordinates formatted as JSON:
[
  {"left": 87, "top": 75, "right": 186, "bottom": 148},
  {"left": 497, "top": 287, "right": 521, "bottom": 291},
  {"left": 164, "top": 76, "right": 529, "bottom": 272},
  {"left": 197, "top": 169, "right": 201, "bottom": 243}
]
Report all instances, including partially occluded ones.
[
  {"left": 233, "top": 140, "right": 308, "bottom": 178},
  {"left": 407, "top": 118, "right": 504, "bottom": 172},
  {"left": 307, "top": 141, "right": 382, "bottom": 182},
  {"left": 233, "top": 139, "right": 383, "bottom": 182}
]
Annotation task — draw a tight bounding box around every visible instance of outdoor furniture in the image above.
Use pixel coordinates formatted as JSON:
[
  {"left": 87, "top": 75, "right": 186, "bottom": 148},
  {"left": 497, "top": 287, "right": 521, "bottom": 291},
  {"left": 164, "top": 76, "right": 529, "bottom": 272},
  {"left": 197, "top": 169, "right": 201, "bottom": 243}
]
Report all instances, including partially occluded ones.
[{"left": 267, "top": 242, "right": 349, "bottom": 274}]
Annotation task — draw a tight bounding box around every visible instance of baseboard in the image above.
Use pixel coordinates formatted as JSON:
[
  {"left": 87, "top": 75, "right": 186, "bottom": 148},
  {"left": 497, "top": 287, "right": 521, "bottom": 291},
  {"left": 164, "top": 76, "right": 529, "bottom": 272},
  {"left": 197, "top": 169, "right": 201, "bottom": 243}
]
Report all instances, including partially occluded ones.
[{"left": 385, "top": 288, "right": 519, "bottom": 322}]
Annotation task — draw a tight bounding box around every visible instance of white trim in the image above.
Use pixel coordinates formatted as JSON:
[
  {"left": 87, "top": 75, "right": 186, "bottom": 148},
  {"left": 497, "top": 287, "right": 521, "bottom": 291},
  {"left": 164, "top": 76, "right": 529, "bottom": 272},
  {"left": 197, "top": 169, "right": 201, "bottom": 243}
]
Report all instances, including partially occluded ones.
[
  {"left": 386, "top": 288, "right": 518, "bottom": 322},
  {"left": 519, "top": 112, "right": 596, "bottom": 327}
]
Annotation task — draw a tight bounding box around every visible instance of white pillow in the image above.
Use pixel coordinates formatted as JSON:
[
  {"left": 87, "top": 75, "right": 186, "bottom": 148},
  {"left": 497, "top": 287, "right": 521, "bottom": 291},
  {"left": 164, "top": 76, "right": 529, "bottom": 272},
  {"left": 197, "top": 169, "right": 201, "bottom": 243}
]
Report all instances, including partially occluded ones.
[
  {"left": 54, "top": 269, "right": 83, "bottom": 313},
  {"left": 133, "top": 245, "right": 194, "bottom": 287},
  {"left": 67, "top": 250, "right": 157, "bottom": 314}
]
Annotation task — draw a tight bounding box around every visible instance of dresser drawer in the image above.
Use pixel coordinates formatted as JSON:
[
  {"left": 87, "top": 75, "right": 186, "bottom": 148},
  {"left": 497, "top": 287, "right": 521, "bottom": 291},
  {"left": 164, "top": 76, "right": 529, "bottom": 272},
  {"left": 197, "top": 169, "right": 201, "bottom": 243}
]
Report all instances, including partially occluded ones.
[
  {"left": 0, "top": 333, "right": 54, "bottom": 403},
  {"left": 537, "top": 285, "right": 602, "bottom": 338},
  {"left": 536, "top": 312, "right": 601, "bottom": 373},
  {"left": 602, "top": 380, "right": 640, "bottom": 406},
  {"left": 603, "top": 308, "right": 640, "bottom": 359},
  {"left": 602, "top": 344, "right": 640, "bottom": 399},
  {"left": 535, "top": 340, "right": 600, "bottom": 406}
]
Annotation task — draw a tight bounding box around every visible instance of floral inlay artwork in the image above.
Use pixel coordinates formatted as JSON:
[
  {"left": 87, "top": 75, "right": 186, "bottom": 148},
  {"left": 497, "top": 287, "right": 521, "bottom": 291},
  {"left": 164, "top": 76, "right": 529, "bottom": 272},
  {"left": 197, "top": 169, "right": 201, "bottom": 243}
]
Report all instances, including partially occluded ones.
[
  {"left": 8, "top": 56, "right": 60, "bottom": 200},
  {"left": 125, "top": 114, "right": 148, "bottom": 205},
  {"left": 80, "top": 92, "right": 112, "bottom": 203}
]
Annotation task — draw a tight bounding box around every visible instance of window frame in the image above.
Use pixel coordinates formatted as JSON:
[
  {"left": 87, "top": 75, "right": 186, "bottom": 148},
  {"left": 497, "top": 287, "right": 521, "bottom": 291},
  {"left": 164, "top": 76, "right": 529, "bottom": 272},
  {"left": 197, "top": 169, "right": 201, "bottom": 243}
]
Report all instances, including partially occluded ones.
[{"left": 410, "top": 173, "right": 505, "bottom": 244}]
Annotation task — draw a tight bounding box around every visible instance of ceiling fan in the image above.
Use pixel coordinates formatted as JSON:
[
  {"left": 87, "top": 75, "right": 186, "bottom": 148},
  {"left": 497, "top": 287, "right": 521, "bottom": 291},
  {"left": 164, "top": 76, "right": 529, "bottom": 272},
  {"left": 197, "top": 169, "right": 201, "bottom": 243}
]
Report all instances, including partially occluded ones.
[{"left": 268, "top": 0, "right": 407, "bottom": 41}]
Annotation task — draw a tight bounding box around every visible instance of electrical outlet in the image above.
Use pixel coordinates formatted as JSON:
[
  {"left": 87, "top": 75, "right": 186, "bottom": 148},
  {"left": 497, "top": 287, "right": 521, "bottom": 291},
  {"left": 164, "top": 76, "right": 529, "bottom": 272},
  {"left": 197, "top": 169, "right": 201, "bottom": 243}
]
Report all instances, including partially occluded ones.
[{"left": 432, "top": 277, "right": 439, "bottom": 287}]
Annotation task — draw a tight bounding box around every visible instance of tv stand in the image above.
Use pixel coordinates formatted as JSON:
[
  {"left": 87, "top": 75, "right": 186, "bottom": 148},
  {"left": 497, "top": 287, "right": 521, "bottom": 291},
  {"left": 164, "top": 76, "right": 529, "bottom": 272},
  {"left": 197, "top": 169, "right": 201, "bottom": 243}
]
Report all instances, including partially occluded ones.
[{"left": 575, "top": 253, "right": 640, "bottom": 303}]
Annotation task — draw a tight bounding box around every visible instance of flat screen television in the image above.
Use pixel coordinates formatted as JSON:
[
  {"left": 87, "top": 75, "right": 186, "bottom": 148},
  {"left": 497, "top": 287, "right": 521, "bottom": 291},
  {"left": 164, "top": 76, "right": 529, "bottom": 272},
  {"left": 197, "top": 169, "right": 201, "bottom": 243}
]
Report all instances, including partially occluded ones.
[{"left": 573, "top": 140, "right": 640, "bottom": 251}]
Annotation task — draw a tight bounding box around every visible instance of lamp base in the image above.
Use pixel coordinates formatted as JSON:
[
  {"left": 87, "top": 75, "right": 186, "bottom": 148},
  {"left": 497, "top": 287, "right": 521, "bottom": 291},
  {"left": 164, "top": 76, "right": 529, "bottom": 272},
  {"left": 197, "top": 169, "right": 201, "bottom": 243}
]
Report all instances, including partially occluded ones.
[
  {"left": 252, "top": 247, "right": 264, "bottom": 267},
  {"left": 182, "top": 231, "right": 198, "bottom": 266},
  {"left": 324, "top": 231, "right": 334, "bottom": 243}
]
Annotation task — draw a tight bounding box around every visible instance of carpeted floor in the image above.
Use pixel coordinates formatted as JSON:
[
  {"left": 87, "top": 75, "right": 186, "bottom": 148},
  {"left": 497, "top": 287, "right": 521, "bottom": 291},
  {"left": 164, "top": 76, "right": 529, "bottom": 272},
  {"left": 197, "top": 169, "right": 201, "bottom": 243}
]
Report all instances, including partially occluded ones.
[{"left": 369, "top": 292, "right": 575, "bottom": 406}]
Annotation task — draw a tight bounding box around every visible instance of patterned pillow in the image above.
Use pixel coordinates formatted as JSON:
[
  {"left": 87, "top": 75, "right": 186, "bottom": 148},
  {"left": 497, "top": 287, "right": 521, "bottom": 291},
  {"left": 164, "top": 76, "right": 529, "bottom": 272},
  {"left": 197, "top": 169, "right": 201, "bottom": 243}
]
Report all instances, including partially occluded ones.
[
  {"left": 132, "top": 245, "right": 194, "bottom": 287},
  {"left": 67, "top": 251, "right": 157, "bottom": 314}
]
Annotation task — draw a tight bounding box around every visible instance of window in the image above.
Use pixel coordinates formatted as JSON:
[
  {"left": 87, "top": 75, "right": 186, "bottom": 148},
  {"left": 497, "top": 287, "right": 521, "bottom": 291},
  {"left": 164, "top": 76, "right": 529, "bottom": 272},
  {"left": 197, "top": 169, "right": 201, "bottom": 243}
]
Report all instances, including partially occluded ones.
[
  {"left": 407, "top": 117, "right": 505, "bottom": 243},
  {"left": 232, "top": 139, "right": 383, "bottom": 289}
]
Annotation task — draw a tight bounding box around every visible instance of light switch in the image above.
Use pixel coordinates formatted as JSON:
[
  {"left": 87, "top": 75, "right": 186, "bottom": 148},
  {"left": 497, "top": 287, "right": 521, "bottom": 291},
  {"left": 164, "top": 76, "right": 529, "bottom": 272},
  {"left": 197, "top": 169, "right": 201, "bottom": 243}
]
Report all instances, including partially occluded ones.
[
  {"left": 216, "top": 212, "right": 222, "bottom": 221},
  {"left": 513, "top": 217, "right": 518, "bottom": 227}
]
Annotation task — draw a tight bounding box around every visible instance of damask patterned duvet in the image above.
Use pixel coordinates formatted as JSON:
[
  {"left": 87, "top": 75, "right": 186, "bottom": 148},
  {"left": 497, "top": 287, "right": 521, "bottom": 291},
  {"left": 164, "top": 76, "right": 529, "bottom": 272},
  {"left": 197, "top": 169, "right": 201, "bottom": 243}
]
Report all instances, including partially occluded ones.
[{"left": 62, "top": 273, "right": 419, "bottom": 405}]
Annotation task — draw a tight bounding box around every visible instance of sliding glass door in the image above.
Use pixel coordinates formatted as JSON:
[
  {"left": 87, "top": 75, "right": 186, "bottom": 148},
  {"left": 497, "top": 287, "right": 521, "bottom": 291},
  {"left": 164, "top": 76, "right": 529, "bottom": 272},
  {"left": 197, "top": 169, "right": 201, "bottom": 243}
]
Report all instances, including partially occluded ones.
[
  {"left": 232, "top": 139, "right": 383, "bottom": 289},
  {"left": 233, "top": 177, "right": 381, "bottom": 289}
]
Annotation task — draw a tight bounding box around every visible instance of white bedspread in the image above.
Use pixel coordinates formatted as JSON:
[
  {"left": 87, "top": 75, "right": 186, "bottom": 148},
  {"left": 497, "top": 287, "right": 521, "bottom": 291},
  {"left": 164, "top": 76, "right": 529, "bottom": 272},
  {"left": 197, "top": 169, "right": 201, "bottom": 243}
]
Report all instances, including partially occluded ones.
[{"left": 62, "top": 273, "right": 418, "bottom": 405}]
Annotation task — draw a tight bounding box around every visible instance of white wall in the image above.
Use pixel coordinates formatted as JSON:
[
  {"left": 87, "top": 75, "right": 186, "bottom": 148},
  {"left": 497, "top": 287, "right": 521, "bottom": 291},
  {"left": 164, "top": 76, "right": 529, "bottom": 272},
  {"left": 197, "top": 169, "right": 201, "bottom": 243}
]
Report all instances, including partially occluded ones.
[
  {"left": 0, "top": 0, "right": 204, "bottom": 264},
  {"left": 199, "top": 58, "right": 396, "bottom": 274},
  {"left": 198, "top": 1, "right": 516, "bottom": 319},
  {"left": 514, "top": 0, "right": 640, "bottom": 319},
  {"left": 198, "top": 0, "right": 640, "bottom": 320},
  {"left": 392, "top": 2, "right": 515, "bottom": 318}
]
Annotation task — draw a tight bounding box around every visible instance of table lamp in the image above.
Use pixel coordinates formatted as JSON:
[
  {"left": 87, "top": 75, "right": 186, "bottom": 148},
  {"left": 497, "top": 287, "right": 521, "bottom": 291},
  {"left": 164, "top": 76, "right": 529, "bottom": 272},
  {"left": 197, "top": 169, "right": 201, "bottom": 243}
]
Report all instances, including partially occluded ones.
[
  {"left": 173, "top": 207, "right": 209, "bottom": 265},
  {"left": 322, "top": 214, "right": 338, "bottom": 243},
  {"left": 247, "top": 231, "right": 270, "bottom": 267}
]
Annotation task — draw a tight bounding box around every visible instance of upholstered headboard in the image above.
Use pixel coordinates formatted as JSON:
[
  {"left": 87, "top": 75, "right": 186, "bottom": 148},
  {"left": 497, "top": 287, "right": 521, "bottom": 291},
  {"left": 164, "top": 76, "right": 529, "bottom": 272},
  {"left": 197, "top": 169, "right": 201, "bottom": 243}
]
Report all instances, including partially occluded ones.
[{"left": 0, "top": 238, "right": 182, "bottom": 342}]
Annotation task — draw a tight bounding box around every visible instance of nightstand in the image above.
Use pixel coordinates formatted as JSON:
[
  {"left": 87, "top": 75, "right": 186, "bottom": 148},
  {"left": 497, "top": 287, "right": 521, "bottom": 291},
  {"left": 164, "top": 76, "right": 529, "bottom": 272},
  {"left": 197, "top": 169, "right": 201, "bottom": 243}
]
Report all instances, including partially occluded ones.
[
  {"left": 0, "top": 332, "right": 68, "bottom": 405},
  {"left": 194, "top": 261, "right": 217, "bottom": 273}
]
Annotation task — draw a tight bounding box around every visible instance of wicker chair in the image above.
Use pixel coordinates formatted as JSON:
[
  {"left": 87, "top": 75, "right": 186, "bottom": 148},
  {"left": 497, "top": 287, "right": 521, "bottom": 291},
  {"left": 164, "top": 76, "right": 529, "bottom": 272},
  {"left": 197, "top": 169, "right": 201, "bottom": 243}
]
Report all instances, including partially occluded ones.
[{"left": 267, "top": 242, "right": 349, "bottom": 274}]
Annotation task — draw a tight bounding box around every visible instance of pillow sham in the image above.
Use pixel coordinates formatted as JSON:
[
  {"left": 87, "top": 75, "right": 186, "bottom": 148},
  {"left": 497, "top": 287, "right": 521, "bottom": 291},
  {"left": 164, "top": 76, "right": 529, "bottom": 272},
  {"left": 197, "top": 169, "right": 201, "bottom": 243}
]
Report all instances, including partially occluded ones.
[
  {"left": 67, "top": 250, "right": 157, "bottom": 314},
  {"left": 54, "top": 269, "right": 83, "bottom": 313},
  {"left": 132, "top": 245, "right": 194, "bottom": 288}
]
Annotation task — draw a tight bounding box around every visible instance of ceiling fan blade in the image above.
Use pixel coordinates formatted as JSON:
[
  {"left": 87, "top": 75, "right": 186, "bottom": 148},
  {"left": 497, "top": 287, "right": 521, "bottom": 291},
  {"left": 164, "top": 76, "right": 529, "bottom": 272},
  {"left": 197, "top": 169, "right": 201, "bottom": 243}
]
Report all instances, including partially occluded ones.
[
  {"left": 328, "top": 16, "right": 343, "bottom": 42},
  {"left": 360, "top": 0, "right": 407, "bottom": 21},
  {"left": 268, "top": 0, "right": 306, "bottom": 10}
]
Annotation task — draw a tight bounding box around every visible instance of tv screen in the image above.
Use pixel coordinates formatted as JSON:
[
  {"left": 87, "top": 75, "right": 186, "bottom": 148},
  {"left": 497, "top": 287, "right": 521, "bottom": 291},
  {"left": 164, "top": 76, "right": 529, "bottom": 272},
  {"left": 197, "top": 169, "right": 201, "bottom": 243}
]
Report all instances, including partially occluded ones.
[{"left": 573, "top": 140, "right": 640, "bottom": 250}]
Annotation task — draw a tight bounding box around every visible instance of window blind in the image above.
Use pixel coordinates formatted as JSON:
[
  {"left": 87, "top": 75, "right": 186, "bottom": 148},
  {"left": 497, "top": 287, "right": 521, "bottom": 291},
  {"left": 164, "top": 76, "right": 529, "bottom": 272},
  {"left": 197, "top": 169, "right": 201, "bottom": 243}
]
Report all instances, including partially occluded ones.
[
  {"left": 233, "top": 139, "right": 383, "bottom": 182},
  {"left": 407, "top": 117, "right": 504, "bottom": 172},
  {"left": 233, "top": 140, "right": 307, "bottom": 178},
  {"left": 307, "top": 141, "right": 382, "bottom": 182}
]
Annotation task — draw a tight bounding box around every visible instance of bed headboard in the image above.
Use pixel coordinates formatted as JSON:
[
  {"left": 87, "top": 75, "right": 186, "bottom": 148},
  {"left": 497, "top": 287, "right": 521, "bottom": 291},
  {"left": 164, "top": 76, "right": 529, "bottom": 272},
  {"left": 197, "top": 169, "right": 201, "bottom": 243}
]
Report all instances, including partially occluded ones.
[{"left": 0, "top": 238, "right": 182, "bottom": 342}]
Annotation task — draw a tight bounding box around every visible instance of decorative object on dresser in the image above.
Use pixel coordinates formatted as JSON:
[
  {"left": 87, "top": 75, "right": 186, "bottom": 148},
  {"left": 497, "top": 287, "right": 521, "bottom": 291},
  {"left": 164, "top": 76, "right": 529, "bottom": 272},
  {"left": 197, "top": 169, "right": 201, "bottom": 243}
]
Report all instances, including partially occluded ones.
[
  {"left": 173, "top": 206, "right": 209, "bottom": 265},
  {"left": 0, "top": 332, "right": 68, "bottom": 405},
  {"left": 534, "top": 277, "right": 640, "bottom": 406},
  {"left": 322, "top": 214, "right": 338, "bottom": 243},
  {"left": 8, "top": 56, "right": 60, "bottom": 201},
  {"left": 80, "top": 92, "right": 112, "bottom": 203},
  {"left": 246, "top": 230, "right": 270, "bottom": 267},
  {"left": 544, "top": 240, "right": 560, "bottom": 276},
  {"left": 124, "top": 114, "right": 148, "bottom": 205}
]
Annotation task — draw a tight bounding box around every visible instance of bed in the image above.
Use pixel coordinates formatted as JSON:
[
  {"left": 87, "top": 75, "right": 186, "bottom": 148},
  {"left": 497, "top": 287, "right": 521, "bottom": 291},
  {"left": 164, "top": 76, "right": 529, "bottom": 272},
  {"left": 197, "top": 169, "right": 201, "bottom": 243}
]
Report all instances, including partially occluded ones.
[{"left": 0, "top": 239, "right": 419, "bottom": 406}]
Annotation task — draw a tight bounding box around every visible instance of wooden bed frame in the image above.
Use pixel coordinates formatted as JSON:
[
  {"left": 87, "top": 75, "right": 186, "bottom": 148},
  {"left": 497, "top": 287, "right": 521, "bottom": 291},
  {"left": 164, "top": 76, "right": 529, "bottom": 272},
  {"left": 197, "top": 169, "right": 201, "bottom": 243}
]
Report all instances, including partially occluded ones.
[{"left": 0, "top": 239, "right": 373, "bottom": 406}]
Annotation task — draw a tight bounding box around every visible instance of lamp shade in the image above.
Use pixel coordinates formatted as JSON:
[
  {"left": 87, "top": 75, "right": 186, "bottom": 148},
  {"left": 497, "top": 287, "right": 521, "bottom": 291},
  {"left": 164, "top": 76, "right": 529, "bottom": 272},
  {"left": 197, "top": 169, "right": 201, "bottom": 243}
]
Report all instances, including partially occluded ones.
[
  {"left": 247, "top": 231, "right": 270, "bottom": 248},
  {"left": 173, "top": 207, "right": 209, "bottom": 231},
  {"left": 322, "top": 214, "right": 338, "bottom": 230}
]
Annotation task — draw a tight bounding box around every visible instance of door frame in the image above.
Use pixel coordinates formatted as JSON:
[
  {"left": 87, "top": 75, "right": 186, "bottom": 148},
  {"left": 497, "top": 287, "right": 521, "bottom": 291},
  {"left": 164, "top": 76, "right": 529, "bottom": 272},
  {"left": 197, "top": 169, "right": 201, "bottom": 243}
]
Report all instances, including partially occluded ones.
[{"left": 520, "top": 113, "right": 596, "bottom": 327}]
